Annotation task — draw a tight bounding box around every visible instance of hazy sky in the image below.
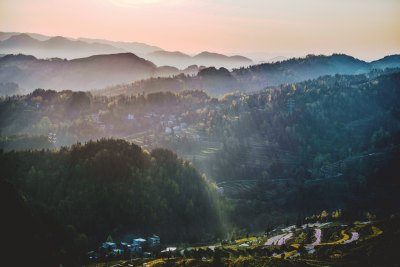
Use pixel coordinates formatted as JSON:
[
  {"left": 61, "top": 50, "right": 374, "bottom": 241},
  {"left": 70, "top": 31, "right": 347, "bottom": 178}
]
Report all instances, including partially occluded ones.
[{"left": 1, "top": 0, "right": 399, "bottom": 60}]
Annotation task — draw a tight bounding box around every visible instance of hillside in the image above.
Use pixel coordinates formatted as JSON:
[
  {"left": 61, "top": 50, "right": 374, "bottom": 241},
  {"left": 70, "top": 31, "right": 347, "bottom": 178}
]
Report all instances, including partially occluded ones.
[
  {"left": 1, "top": 69, "right": 399, "bottom": 267},
  {"left": 96, "top": 54, "right": 400, "bottom": 97},
  {"left": 233, "top": 54, "right": 371, "bottom": 91},
  {"left": 371, "top": 55, "right": 400, "bottom": 69},
  {"left": 1, "top": 179, "right": 87, "bottom": 266},
  {"left": 0, "top": 53, "right": 192, "bottom": 91},
  {"left": 118, "top": 215, "right": 399, "bottom": 267},
  {"left": 1, "top": 71, "right": 399, "bottom": 219},
  {"left": 0, "top": 139, "right": 225, "bottom": 261}
]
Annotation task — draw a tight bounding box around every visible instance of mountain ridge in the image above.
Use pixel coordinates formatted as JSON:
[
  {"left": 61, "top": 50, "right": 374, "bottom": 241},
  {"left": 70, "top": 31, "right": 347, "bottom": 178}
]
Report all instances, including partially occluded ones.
[
  {"left": 146, "top": 50, "right": 253, "bottom": 69},
  {"left": 0, "top": 32, "right": 254, "bottom": 69},
  {"left": 94, "top": 53, "right": 400, "bottom": 97},
  {"left": 0, "top": 52, "right": 165, "bottom": 91},
  {"left": 0, "top": 33, "right": 125, "bottom": 59}
]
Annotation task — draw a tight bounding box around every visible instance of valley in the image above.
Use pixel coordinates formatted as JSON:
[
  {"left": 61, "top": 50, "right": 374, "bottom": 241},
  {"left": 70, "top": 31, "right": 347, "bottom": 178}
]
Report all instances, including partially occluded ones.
[{"left": 1, "top": 2, "right": 399, "bottom": 265}]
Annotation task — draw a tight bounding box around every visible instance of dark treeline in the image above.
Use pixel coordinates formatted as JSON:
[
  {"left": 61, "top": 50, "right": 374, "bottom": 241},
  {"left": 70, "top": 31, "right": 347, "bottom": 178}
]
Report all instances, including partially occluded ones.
[{"left": 0, "top": 139, "right": 226, "bottom": 266}]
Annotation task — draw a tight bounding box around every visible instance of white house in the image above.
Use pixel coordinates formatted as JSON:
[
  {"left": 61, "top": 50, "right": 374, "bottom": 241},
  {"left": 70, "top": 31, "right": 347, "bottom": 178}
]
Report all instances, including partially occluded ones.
[
  {"left": 102, "top": 242, "right": 117, "bottom": 250},
  {"left": 172, "top": 126, "right": 181, "bottom": 134},
  {"left": 161, "top": 247, "right": 176, "bottom": 253},
  {"left": 148, "top": 235, "right": 160, "bottom": 247},
  {"left": 165, "top": 127, "right": 172, "bottom": 134},
  {"left": 132, "top": 238, "right": 146, "bottom": 246},
  {"left": 128, "top": 114, "right": 135, "bottom": 120}
]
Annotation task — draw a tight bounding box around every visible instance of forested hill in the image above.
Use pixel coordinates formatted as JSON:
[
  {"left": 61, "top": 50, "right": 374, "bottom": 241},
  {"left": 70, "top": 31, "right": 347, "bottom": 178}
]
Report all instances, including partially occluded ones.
[
  {"left": 96, "top": 54, "right": 400, "bottom": 97},
  {"left": 195, "top": 70, "right": 400, "bottom": 229},
  {"left": 0, "top": 139, "right": 225, "bottom": 265},
  {"left": 233, "top": 54, "right": 370, "bottom": 91}
]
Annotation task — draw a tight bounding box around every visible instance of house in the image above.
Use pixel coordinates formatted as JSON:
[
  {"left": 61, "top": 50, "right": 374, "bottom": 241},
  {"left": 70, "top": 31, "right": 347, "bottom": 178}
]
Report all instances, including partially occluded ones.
[
  {"left": 121, "top": 242, "right": 133, "bottom": 253},
  {"left": 112, "top": 249, "right": 124, "bottom": 255},
  {"left": 131, "top": 238, "right": 146, "bottom": 253},
  {"left": 217, "top": 187, "right": 224, "bottom": 194},
  {"left": 91, "top": 113, "right": 100, "bottom": 123},
  {"left": 87, "top": 251, "right": 97, "bottom": 261},
  {"left": 165, "top": 127, "right": 172, "bottom": 134},
  {"left": 143, "top": 252, "right": 152, "bottom": 258},
  {"left": 192, "top": 134, "right": 201, "bottom": 141},
  {"left": 147, "top": 235, "right": 160, "bottom": 247},
  {"left": 161, "top": 247, "right": 176, "bottom": 253},
  {"left": 144, "top": 112, "right": 156, "bottom": 119},
  {"left": 128, "top": 114, "right": 135, "bottom": 120},
  {"left": 172, "top": 126, "right": 181, "bottom": 134},
  {"left": 133, "top": 238, "right": 146, "bottom": 246},
  {"left": 131, "top": 244, "right": 142, "bottom": 253},
  {"left": 102, "top": 242, "right": 117, "bottom": 251},
  {"left": 48, "top": 133, "right": 57, "bottom": 143}
]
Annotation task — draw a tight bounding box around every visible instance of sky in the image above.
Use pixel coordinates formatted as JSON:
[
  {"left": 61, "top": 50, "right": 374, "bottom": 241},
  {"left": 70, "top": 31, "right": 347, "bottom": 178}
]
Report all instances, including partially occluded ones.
[{"left": 1, "top": 0, "right": 399, "bottom": 60}]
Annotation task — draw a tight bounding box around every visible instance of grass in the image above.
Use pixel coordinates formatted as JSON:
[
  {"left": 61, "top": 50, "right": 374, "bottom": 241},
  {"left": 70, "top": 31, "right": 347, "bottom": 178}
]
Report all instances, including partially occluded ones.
[
  {"left": 235, "top": 236, "right": 257, "bottom": 244},
  {"left": 272, "top": 249, "right": 299, "bottom": 259},
  {"left": 362, "top": 226, "right": 383, "bottom": 241},
  {"left": 291, "top": 243, "right": 301, "bottom": 249},
  {"left": 371, "top": 226, "right": 383, "bottom": 236},
  {"left": 316, "top": 230, "right": 350, "bottom": 246},
  {"left": 85, "top": 260, "right": 126, "bottom": 267}
]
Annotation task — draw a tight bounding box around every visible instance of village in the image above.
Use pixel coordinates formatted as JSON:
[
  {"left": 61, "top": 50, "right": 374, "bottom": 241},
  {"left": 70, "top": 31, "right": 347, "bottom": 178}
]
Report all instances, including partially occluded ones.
[
  {"left": 84, "top": 214, "right": 388, "bottom": 267},
  {"left": 88, "top": 234, "right": 180, "bottom": 264}
]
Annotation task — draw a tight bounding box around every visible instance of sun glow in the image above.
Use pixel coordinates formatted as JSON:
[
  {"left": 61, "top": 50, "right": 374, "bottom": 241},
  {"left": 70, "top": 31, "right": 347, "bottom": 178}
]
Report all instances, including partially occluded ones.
[{"left": 108, "top": 0, "right": 167, "bottom": 7}]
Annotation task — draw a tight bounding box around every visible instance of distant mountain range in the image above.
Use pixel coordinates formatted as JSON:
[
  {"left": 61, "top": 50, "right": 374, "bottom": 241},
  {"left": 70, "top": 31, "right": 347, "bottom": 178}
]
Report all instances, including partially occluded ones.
[
  {"left": 1, "top": 38, "right": 399, "bottom": 95},
  {"left": 0, "top": 32, "right": 254, "bottom": 69},
  {"left": 0, "top": 34, "right": 125, "bottom": 59},
  {"left": 77, "top": 37, "right": 163, "bottom": 56},
  {"left": 146, "top": 50, "right": 253, "bottom": 69},
  {"left": 0, "top": 32, "right": 162, "bottom": 56}
]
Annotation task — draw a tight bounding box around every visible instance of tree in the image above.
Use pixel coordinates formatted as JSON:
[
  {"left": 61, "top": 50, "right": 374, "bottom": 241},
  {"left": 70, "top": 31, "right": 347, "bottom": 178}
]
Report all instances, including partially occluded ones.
[{"left": 106, "top": 235, "right": 113, "bottom": 243}]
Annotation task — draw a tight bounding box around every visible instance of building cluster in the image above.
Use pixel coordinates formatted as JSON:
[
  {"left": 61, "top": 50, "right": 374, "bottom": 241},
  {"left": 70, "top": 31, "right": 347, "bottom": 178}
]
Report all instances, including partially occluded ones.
[
  {"left": 88, "top": 235, "right": 160, "bottom": 262},
  {"left": 48, "top": 132, "right": 57, "bottom": 143}
]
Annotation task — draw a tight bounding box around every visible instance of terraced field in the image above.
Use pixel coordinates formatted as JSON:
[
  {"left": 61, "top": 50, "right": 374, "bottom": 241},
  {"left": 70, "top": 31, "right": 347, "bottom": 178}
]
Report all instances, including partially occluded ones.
[
  {"left": 88, "top": 216, "right": 397, "bottom": 267},
  {"left": 112, "top": 219, "right": 389, "bottom": 267},
  {"left": 217, "top": 180, "right": 258, "bottom": 195}
]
